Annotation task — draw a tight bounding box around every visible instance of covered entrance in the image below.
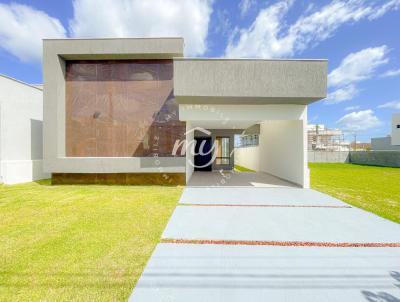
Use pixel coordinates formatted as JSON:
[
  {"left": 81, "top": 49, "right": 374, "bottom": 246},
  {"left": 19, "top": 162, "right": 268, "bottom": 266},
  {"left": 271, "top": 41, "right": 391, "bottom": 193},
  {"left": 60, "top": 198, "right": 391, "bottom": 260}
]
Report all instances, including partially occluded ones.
[
  {"left": 173, "top": 57, "right": 328, "bottom": 188},
  {"left": 181, "top": 107, "right": 309, "bottom": 188}
]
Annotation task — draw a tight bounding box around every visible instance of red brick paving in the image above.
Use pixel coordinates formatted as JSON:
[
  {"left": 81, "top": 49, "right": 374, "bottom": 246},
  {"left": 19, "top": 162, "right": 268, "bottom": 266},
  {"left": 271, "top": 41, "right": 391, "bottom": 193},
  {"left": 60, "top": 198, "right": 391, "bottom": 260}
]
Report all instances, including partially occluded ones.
[
  {"left": 180, "top": 203, "right": 352, "bottom": 208},
  {"left": 161, "top": 238, "right": 400, "bottom": 248}
]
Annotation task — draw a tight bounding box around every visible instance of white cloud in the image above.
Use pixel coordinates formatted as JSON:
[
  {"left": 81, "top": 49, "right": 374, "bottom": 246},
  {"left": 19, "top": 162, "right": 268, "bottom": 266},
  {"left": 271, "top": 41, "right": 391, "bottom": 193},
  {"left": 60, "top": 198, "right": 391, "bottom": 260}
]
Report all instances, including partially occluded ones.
[
  {"left": 225, "top": 0, "right": 399, "bottom": 58},
  {"left": 378, "top": 100, "right": 400, "bottom": 109},
  {"left": 337, "top": 109, "right": 381, "bottom": 132},
  {"left": 325, "top": 46, "right": 389, "bottom": 105},
  {"left": 345, "top": 105, "right": 360, "bottom": 111},
  {"left": 0, "top": 3, "right": 66, "bottom": 62},
  {"left": 0, "top": 0, "right": 213, "bottom": 62},
  {"left": 380, "top": 68, "right": 400, "bottom": 78},
  {"left": 226, "top": 0, "right": 292, "bottom": 58},
  {"left": 239, "top": 0, "right": 256, "bottom": 17},
  {"left": 368, "top": 0, "right": 400, "bottom": 19},
  {"left": 328, "top": 46, "right": 389, "bottom": 87},
  {"left": 69, "top": 0, "right": 213, "bottom": 56},
  {"left": 325, "top": 85, "right": 359, "bottom": 104}
]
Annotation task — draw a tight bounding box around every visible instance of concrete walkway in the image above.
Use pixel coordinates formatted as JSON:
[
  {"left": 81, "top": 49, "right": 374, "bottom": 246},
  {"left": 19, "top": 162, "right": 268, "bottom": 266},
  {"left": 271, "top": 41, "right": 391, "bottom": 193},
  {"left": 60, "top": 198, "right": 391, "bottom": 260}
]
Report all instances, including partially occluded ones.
[
  {"left": 187, "top": 171, "right": 298, "bottom": 187},
  {"left": 129, "top": 186, "right": 400, "bottom": 302}
]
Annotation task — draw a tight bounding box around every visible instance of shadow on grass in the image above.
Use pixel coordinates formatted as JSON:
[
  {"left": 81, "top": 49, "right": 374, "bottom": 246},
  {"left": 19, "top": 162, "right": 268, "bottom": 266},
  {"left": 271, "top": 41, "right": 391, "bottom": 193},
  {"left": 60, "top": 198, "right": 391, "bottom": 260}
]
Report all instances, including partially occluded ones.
[{"left": 33, "top": 179, "right": 52, "bottom": 186}]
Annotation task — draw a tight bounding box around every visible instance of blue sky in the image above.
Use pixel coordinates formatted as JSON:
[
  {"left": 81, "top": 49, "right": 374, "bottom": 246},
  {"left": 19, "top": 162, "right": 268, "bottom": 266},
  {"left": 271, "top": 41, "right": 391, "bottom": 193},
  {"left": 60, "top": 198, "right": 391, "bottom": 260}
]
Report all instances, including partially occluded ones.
[{"left": 1, "top": 0, "right": 400, "bottom": 141}]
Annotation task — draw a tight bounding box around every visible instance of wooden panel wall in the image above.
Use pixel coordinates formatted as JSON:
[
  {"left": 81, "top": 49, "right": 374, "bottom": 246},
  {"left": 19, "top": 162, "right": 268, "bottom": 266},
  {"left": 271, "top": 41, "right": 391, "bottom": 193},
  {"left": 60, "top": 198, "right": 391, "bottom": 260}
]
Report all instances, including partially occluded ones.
[
  {"left": 65, "top": 60, "right": 185, "bottom": 157},
  {"left": 52, "top": 173, "right": 185, "bottom": 185}
]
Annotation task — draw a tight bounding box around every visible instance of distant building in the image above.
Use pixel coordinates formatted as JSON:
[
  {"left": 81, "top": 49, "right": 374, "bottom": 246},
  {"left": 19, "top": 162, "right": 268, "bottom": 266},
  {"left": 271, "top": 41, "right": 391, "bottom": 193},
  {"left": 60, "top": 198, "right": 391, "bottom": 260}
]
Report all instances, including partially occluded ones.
[
  {"left": 350, "top": 142, "right": 371, "bottom": 151},
  {"left": 307, "top": 124, "right": 350, "bottom": 151},
  {"left": 0, "top": 74, "right": 49, "bottom": 184},
  {"left": 371, "top": 114, "right": 400, "bottom": 151}
]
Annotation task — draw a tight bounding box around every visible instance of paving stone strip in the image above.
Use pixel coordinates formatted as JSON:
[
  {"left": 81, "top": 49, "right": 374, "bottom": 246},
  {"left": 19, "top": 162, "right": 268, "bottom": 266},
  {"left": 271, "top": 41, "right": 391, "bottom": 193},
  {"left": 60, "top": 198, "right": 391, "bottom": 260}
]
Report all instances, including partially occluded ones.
[
  {"left": 161, "top": 238, "right": 400, "bottom": 248},
  {"left": 179, "top": 203, "right": 352, "bottom": 208}
]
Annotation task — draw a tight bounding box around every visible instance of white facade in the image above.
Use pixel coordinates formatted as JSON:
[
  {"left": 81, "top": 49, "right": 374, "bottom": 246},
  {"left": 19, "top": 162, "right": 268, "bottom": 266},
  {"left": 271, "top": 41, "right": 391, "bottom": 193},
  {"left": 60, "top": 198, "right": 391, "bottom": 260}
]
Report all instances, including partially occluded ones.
[{"left": 0, "top": 75, "right": 49, "bottom": 184}]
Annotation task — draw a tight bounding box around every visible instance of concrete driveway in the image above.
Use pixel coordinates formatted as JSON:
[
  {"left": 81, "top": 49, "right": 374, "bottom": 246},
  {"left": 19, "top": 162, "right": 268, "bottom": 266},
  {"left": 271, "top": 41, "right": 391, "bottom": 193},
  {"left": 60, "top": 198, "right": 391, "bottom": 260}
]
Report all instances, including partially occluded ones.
[{"left": 129, "top": 185, "right": 400, "bottom": 302}]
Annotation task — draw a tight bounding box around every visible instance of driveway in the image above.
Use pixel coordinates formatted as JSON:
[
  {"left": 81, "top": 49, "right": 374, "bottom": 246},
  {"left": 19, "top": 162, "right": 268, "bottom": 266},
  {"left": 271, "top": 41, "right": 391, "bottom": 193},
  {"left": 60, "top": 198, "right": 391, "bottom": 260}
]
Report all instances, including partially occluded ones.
[{"left": 129, "top": 183, "right": 400, "bottom": 301}]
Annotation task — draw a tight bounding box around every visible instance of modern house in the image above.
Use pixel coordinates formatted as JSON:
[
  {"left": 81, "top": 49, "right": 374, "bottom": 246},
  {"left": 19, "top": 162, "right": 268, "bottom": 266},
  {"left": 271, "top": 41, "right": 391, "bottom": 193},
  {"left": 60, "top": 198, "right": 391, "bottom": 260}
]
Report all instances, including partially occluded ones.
[
  {"left": 43, "top": 38, "right": 327, "bottom": 188},
  {"left": 0, "top": 74, "right": 49, "bottom": 184},
  {"left": 371, "top": 114, "right": 400, "bottom": 151}
]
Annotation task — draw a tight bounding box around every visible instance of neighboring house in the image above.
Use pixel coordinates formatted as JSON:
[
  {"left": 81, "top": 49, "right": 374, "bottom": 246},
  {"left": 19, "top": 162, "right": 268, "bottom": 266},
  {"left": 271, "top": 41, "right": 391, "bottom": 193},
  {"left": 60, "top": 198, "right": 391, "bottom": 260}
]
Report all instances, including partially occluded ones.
[
  {"left": 371, "top": 114, "right": 400, "bottom": 151},
  {"left": 0, "top": 74, "right": 49, "bottom": 184},
  {"left": 43, "top": 38, "right": 327, "bottom": 188}
]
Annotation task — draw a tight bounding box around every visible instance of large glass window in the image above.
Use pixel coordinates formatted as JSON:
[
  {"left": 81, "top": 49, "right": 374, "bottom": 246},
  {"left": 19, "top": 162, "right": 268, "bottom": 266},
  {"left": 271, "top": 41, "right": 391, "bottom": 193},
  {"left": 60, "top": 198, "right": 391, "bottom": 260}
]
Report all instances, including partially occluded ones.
[{"left": 215, "top": 137, "right": 230, "bottom": 165}]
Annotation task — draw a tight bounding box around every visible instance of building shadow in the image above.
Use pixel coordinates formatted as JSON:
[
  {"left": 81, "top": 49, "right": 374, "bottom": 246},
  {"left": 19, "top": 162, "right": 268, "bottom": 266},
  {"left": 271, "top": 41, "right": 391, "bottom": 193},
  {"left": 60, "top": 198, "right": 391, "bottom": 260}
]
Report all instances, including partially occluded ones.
[{"left": 362, "top": 271, "right": 400, "bottom": 301}]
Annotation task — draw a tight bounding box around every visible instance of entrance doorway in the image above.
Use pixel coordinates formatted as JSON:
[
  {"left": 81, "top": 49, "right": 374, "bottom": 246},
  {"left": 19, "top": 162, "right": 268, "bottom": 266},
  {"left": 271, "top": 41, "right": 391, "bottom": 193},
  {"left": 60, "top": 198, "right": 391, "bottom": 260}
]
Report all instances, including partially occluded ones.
[{"left": 194, "top": 137, "right": 212, "bottom": 171}]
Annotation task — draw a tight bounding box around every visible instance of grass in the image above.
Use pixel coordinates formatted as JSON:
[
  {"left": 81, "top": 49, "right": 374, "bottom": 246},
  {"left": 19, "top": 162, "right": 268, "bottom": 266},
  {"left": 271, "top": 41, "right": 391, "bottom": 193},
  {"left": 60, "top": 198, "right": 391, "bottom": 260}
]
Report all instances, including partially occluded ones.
[
  {"left": 310, "top": 163, "right": 400, "bottom": 224},
  {"left": 0, "top": 180, "right": 183, "bottom": 301},
  {"left": 1, "top": 163, "right": 399, "bottom": 300},
  {"left": 234, "top": 165, "right": 256, "bottom": 172}
]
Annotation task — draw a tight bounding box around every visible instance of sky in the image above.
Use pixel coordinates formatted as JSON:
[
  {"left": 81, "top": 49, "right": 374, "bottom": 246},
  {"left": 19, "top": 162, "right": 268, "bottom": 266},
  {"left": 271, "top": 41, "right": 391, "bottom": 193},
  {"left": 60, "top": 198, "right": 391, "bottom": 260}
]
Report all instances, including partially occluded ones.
[{"left": 1, "top": 0, "right": 400, "bottom": 142}]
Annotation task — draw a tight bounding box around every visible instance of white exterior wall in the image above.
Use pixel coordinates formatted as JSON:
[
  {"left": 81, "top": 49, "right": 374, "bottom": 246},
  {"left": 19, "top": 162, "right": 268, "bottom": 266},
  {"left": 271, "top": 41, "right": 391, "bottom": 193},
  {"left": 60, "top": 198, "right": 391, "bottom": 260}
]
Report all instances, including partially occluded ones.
[
  {"left": 234, "top": 146, "right": 260, "bottom": 171},
  {"left": 259, "top": 119, "right": 308, "bottom": 188},
  {"left": 392, "top": 114, "right": 400, "bottom": 145},
  {"left": 0, "top": 75, "right": 49, "bottom": 184}
]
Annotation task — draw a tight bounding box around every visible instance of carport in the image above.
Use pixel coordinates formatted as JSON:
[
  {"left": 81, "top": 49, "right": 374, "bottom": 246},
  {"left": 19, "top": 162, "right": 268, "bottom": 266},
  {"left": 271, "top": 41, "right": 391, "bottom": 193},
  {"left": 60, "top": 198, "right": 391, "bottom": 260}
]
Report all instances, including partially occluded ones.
[{"left": 173, "top": 58, "right": 328, "bottom": 188}]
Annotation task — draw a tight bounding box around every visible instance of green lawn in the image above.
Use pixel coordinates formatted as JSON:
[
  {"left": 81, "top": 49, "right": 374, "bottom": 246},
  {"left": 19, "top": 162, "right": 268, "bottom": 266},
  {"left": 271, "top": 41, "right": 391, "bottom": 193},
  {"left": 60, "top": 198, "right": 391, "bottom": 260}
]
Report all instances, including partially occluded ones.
[
  {"left": 0, "top": 180, "right": 182, "bottom": 301},
  {"left": 310, "top": 163, "right": 400, "bottom": 224},
  {"left": 234, "top": 165, "right": 256, "bottom": 172},
  {"left": 1, "top": 164, "right": 399, "bottom": 300}
]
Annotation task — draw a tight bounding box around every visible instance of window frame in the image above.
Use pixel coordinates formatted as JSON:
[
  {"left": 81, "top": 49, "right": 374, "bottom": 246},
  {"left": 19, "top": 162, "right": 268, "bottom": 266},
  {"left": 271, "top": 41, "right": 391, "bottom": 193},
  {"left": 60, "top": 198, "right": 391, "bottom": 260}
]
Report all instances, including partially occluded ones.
[{"left": 215, "top": 136, "right": 231, "bottom": 165}]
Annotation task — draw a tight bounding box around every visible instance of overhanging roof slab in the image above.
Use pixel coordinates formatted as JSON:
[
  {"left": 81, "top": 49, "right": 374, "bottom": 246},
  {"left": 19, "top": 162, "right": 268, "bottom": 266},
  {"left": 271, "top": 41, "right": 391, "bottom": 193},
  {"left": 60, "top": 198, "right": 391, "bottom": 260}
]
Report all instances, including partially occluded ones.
[
  {"left": 174, "top": 58, "right": 328, "bottom": 105},
  {"left": 179, "top": 104, "right": 307, "bottom": 122}
]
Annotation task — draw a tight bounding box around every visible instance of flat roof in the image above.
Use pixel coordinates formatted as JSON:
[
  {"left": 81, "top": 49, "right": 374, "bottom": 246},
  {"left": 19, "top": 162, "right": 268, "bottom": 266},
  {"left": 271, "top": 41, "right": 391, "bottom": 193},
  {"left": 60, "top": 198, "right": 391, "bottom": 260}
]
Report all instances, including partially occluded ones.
[
  {"left": 43, "top": 37, "right": 183, "bottom": 41},
  {"left": 174, "top": 57, "right": 327, "bottom": 62},
  {"left": 0, "top": 73, "right": 42, "bottom": 91}
]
